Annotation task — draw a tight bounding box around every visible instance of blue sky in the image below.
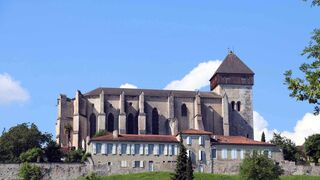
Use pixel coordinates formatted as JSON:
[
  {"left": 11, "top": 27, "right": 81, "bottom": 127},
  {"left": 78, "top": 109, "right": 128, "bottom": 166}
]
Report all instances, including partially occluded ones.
[{"left": 0, "top": 1, "right": 319, "bottom": 144}]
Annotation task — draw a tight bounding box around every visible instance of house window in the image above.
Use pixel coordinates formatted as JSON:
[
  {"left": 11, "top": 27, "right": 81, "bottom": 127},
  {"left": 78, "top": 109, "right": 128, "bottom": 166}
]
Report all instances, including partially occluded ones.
[
  {"left": 121, "top": 144, "right": 127, "bottom": 154},
  {"left": 181, "top": 104, "right": 188, "bottom": 117},
  {"left": 231, "top": 101, "right": 235, "bottom": 111},
  {"left": 211, "top": 149, "right": 217, "bottom": 159},
  {"left": 240, "top": 150, "right": 245, "bottom": 160},
  {"left": 237, "top": 101, "right": 241, "bottom": 111},
  {"left": 231, "top": 149, "right": 237, "bottom": 160},
  {"left": 199, "top": 136, "right": 205, "bottom": 146},
  {"left": 199, "top": 150, "right": 205, "bottom": 161},
  {"left": 96, "top": 143, "right": 102, "bottom": 154},
  {"left": 148, "top": 144, "right": 154, "bottom": 155},
  {"left": 221, "top": 149, "right": 228, "bottom": 159},
  {"left": 159, "top": 144, "right": 165, "bottom": 155},
  {"left": 187, "top": 136, "right": 192, "bottom": 145},
  {"left": 134, "top": 144, "right": 140, "bottom": 155},
  {"left": 106, "top": 144, "right": 113, "bottom": 154},
  {"left": 133, "top": 161, "right": 144, "bottom": 168},
  {"left": 120, "top": 160, "right": 128, "bottom": 167}
]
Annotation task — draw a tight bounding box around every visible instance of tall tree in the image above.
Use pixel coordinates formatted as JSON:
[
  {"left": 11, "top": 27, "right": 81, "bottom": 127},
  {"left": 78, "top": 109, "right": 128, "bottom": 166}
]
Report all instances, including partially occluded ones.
[
  {"left": 261, "top": 132, "right": 266, "bottom": 142},
  {"left": 0, "top": 123, "right": 51, "bottom": 163},
  {"left": 186, "top": 156, "right": 194, "bottom": 180},
  {"left": 270, "top": 133, "right": 298, "bottom": 162},
  {"left": 284, "top": 1, "right": 320, "bottom": 115},
  {"left": 172, "top": 138, "right": 188, "bottom": 180},
  {"left": 304, "top": 134, "right": 320, "bottom": 164}
]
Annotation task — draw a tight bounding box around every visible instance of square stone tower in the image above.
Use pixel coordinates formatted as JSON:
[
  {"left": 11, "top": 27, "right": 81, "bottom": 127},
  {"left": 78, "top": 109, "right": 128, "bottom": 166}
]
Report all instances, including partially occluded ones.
[{"left": 210, "top": 51, "right": 254, "bottom": 139}]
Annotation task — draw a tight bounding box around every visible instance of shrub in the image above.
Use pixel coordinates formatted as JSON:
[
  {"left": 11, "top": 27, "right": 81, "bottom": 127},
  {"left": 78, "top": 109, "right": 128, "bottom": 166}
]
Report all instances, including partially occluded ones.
[
  {"left": 240, "top": 151, "right": 283, "bottom": 180},
  {"left": 18, "top": 162, "right": 42, "bottom": 180},
  {"left": 19, "top": 148, "right": 43, "bottom": 163},
  {"left": 85, "top": 172, "right": 100, "bottom": 180},
  {"left": 94, "top": 130, "right": 107, "bottom": 137},
  {"left": 65, "top": 149, "right": 90, "bottom": 163}
]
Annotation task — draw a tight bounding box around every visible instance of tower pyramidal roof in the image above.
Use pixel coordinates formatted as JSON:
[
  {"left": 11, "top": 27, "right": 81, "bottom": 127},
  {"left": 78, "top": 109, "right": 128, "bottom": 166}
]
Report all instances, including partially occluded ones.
[{"left": 214, "top": 51, "right": 254, "bottom": 75}]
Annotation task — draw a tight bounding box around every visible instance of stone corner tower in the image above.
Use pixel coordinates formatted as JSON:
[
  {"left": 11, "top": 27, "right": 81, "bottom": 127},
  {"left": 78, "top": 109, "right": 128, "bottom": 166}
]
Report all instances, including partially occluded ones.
[{"left": 210, "top": 51, "right": 255, "bottom": 139}]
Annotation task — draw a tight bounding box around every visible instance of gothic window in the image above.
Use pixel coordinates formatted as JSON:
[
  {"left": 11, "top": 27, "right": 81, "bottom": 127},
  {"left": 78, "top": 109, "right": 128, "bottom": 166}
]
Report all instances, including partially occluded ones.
[
  {"left": 89, "top": 113, "right": 96, "bottom": 137},
  {"left": 127, "top": 113, "right": 138, "bottom": 134},
  {"left": 181, "top": 104, "right": 187, "bottom": 117},
  {"left": 231, "top": 101, "right": 235, "bottom": 111},
  {"left": 107, "top": 113, "right": 114, "bottom": 133},
  {"left": 152, "top": 108, "right": 159, "bottom": 135},
  {"left": 237, "top": 101, "right": 241, "bottom": 111}
]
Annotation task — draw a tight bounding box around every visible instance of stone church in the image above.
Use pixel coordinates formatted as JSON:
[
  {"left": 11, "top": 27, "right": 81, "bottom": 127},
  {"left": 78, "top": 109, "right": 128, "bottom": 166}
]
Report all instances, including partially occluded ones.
[{"left": 56, "top": 51, "right": 254, "bottom": 149}]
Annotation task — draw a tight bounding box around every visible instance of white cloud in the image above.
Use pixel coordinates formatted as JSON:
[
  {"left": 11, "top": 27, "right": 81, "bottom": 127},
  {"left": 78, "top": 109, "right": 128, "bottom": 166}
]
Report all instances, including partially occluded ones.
[
  {"left": 164, "top": 60, "right": 222, "bottom": 91},
  {"left": 120, "top": 83, "right": 138, "bottom": 89},
  {"left": 0, "top": 73, "right": 30, "bottom": 105},
  {"left": 254, "top": 111, "right": 320, "bottom": 145}
]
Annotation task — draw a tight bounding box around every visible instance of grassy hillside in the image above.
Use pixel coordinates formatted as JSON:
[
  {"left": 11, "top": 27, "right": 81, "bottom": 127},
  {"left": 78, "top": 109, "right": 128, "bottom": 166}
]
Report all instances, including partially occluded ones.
[{"left": 76, "top": 172, "right": 320, "bottom": 180}]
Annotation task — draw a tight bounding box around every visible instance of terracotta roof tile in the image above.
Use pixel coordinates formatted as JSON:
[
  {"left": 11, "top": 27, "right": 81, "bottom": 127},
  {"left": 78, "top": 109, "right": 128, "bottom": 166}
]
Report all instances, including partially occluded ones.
[
  {"left": 212, "top": 135, "right": 275, "bottom": 146},
  {"left": 179, "top": 129, "right": 213, "bottom": 135},
  {"left": 90, "top": 134, "right": 178, "bottom": 143}
]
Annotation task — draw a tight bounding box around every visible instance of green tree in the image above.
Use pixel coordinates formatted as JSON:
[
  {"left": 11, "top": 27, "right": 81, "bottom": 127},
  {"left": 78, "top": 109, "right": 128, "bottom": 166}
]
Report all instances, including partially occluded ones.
[
  {"left": 304, "top": 134, "right": 320, "bottom": 164},
  {"left": 284, "top": 1, "right": 320, "bottom": 115},
  {"left": 44, "top": 140, "right": 63, "bottom": 162},
  {"left": 270, "top": 133, "right": 298, "bottom": 162},
  {"left": 19, "top": 148, "right": 43, "bottom": 163},
  {"left": 261, "top": 132, "right": 266, "bottom": 142},
  {"left": 186, "top": 156, "right": 194, "bottom": 180},
  {"left": 240, "top": 151, "right": 283, "bottom": 180},
  {"left": 172, "top": 138, "right": 188, "bottom": 180},
  {"left": 18, "top": 162, "right": 42, "bottom": 180},
  {"left": 64, "top": 149, "right": 90, "bottom": 163},
  {"left": 0, "top": 123, "right": 51, "bottom": 163}
]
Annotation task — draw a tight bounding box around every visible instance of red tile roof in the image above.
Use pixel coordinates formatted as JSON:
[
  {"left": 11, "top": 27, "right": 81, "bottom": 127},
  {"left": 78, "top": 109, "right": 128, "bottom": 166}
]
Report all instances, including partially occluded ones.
[
  {"left": 212, "top": 135, "right": 275, "bottom": 146},
  {"left": 90, "top": 134, "right": 178, "bottom": 143},
  {"left": 179, "top": 129, "right": 213, "bottom": 135}
]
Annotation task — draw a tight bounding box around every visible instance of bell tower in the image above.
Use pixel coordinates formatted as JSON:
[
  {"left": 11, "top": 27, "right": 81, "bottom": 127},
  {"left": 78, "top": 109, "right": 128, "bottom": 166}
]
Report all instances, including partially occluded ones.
[{"left": 210, "top": 51, "right": 254, "bottom": 139}]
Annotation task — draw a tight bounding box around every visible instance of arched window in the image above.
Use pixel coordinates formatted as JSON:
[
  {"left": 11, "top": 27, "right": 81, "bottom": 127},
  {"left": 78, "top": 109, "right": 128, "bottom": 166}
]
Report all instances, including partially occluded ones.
[
  {"left": 231, "top": 101, "right": 235, "bottom": 111},
  {"left": 181, "top": 104, "right": 188, "bottom": 117},
  {"left": 237, "top": 101, "right": 241, "bottom": 111},
  {"left": 152, "top": 108, "right": 159, "bottom": 134},
  {"left": 127, "top": 113, "right": 138, "bottom": 134},
  {"left": 107, "top": 113, "right": 114, "bottom": 133},
  {"left": 89, "top": 113, "right": 97, "bottom": 137}
]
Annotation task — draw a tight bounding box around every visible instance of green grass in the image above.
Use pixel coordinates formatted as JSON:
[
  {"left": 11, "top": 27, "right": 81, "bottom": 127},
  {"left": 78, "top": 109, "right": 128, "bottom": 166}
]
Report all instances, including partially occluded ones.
[{"left": 76, "top": 172, "right": 320, "bottom": 180}]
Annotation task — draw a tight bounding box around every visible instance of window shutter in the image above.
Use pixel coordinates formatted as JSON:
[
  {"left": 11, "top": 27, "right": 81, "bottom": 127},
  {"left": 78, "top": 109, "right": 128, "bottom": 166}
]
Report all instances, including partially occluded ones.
[
  {"left": 145, "top": 145, "right": 149, "bottom": 155},
  {"left": 154, "top": 144, "right": 159, "bottom": 155},
  {"left": 268, "top": 151, "right": 272, "bottom": 158},
  {"left": 168, "top": 145, "right": 172, "bottom": 156},
  {"left": 131, "top": 144, "right": 135, "bottom": 155},
  {"left": 240, "top": 150, "right": 244, "bottom": 159},
  {"left": 174, "top": 145, "right": 178, "bottom": 155},
  {"left": 140, "top": 144, "right": 144, "bottom": 155},
  {"left": 164, "top": 144, "right": 168, "bottom": 156},
  {"left": 101, "top": 143, "right": 106, "bottom": 154},
  {"left": 187, "top": 136, "right": 191, "bottom": 145},
  {"left": 140, "top": 161, "right": 144, "bottom": 168},
  {"left": 112, "top": 144, "right": 116, "bottom": 155},
  {"left": 126, "top": 144, "right": 131, "bottom": 155},
  {"left": 92, "top": 143, "right": 96, "bottom": 154},
  {"left": 118, "top": 144, "right": 122, "bottom": 155},
  {"left": 132, "top": 161, "right": 135, "bottom": 168}
]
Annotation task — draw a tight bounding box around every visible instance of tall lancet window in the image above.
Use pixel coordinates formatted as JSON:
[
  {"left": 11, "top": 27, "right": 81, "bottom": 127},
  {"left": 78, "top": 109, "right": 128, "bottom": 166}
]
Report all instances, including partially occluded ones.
[
  {"left": 127, "top": 113, "right": 138, "bottom": 134},
  {"left": 107, "top": 113, "right": 114, "bottom": 133},
  {"left": 89, "top": 113, "right": 97, "bottom": 137},
  {"left": 181, "top": 104, "right": 188, "bottom": 117},
  {"left": 152, "top": 108, "right": 159, "bottom": 134}
]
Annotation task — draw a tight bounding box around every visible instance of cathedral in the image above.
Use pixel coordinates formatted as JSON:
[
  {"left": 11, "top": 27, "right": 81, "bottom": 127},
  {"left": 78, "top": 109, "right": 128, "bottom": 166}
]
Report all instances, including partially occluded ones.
[{"left": 56, "top": 51, "right": 254, "bottom": 149}]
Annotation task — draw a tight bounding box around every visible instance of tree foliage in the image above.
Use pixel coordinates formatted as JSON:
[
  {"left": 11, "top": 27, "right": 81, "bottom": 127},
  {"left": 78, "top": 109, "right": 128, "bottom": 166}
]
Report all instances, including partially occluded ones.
[
  {"left": 304, "top": 134, "right": 320, "bottom": 164},
  {"left": 240, "top": 151, "right": 283, "bottom": 180},
  {"left": 284, "top": 2, "right": 320, "bottom": 115},
  {"left": 172, "top": 138, "right": 189, "bottom": 180},
  {"left": 186, "top": 156, "right": 194, "bottom": 180},
  {"left": 19, "top": 148, "right": 43, "bottom": 163},
  {"left": 270, "top": 133, "right": 299, "bottom": 162},
  {"left": 0, "top": 123, "right": 51, "bottom": 163},
  {"left": 64, "top": 149, "right": 91, "bottom": 163},
  {"left": 261, "top": 132, "right": 266, "bottom": 142},
  {"left": 44, "top": 140, "right": 63, "bottom": 162},
  {"left": 18, "top": 162, "right": 42, "bottom": 180}
]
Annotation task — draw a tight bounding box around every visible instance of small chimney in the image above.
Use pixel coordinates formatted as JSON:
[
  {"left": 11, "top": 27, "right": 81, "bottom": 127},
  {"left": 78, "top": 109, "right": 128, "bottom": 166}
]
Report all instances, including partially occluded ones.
[{"left": 113, "top": 130, "right": 119, "bottom": 138}]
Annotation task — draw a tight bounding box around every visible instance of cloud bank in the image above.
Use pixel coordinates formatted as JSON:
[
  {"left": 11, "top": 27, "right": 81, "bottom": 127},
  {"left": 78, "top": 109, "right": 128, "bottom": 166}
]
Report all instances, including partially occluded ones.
[
  {"left": 0, "top": 73, "right": 30, "bottom": 105},
  {"left": 164, "top": 60, "right": 222, "bottom": 91},
  {"left": 254, "top": 111, "right": 320, "bottom": 145},
  {"left": 120, "top": 83, "right": 138, "bottom": 89}
]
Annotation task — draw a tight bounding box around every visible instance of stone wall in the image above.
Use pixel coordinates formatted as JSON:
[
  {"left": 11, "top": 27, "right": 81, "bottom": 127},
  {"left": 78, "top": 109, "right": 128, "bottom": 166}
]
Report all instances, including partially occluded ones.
[{"left": 280, "top": 161, "right": 320, "bottom": 176}]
